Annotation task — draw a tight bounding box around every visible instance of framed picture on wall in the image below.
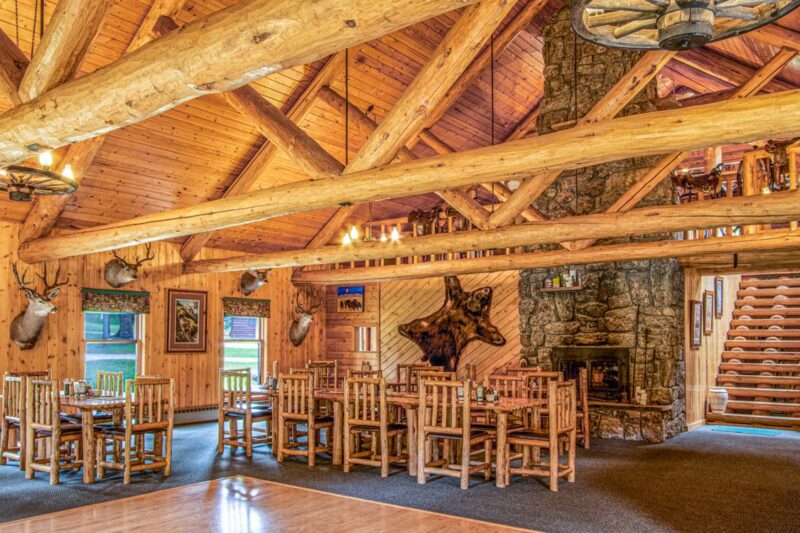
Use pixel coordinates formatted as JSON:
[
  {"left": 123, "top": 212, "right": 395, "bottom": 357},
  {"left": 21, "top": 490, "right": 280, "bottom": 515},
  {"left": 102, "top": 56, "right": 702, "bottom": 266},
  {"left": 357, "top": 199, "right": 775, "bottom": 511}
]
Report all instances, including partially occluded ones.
[
  {"left": 337, "top": 286, "right": 364, "bottom": 313},
  {"left": 166, "top": 289, "right": 207, "bottom": 352},
  {"left": 703, "top": 290, "right": 714, "bottom": 335},
  {"left": 714, "top": 276, "right": 724, "bottom": 319},
  {"left": 691, "top": 300, "right": 703, "bottom": 349}
]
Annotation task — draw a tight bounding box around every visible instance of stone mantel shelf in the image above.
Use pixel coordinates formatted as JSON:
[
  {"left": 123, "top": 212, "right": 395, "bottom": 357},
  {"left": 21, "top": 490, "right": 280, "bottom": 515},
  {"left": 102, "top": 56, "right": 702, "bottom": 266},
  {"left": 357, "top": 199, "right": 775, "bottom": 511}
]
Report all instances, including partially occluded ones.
[
  {"left": 540, "top": 286, "right": 583, "bottom": 293},
  {"left": 590, "top": 400, "right": 673, "bottom": 412}
]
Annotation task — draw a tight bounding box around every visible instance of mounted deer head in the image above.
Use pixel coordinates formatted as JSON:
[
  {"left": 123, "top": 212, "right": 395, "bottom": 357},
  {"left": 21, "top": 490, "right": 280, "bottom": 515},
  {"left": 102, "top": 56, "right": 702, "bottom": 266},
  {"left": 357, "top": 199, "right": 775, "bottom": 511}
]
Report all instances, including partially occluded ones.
[
  {"left": 11, "top": 262, "right": 68, "bottom": 350},
  {"left": 289, "top": 285, "right": 323, "bottom": 347},
  {"left": 240, "top": 269, "right": 270, "bottom": 296},
  {"left": 104, "top": 243, "right": 155, "bottom": 288}
]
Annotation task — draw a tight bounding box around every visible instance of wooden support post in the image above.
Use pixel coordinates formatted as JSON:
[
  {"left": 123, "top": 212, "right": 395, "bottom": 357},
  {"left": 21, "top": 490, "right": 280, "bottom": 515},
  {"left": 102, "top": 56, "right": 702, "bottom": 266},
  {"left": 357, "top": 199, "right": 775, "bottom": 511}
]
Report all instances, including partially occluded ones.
[{"left": 789, "top": 145, "right": 799, "bottom": 231}]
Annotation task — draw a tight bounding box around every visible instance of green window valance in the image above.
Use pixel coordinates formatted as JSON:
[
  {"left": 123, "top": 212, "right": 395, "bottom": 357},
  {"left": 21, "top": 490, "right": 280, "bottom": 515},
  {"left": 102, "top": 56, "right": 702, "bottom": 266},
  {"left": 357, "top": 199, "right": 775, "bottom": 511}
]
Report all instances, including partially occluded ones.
[
  {"left": 82, "top": 288, "right": 151, "bottom": 314},
  {"left": 223, "top": 297, "right": 270, "bottom": 318}
]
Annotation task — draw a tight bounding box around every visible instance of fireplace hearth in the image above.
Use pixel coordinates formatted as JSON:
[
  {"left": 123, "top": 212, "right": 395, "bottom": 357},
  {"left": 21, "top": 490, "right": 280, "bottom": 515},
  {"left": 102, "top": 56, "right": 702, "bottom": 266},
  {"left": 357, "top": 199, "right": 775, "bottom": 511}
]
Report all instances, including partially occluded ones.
[{"left": 552, "top": 346, "right": 630, "bottom": 402}]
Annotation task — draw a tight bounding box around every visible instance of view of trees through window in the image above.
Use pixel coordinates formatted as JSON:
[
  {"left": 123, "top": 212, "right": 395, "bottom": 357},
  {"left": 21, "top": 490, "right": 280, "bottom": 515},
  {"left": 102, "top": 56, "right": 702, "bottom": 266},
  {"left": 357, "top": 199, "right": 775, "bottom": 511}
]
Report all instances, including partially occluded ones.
[
  {"left": 84, "top": 312, "right": 139, "bottom": 388},
  {"left": 224, "top": 316, "right": 263, "bottom": 383}
]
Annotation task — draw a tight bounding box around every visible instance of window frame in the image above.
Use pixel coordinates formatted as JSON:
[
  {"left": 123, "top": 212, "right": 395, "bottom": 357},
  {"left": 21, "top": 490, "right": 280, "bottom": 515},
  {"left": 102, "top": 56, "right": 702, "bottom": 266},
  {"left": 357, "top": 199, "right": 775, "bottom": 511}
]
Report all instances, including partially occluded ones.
[
  {"left": 222, "top": 315, "right": 267, "bottom": 381},
  {"left": 354, "top": 325, "right": 378, "bottom": 353},
  {"left": 82, "top": 311, "right": 146, "bottom": 382}
]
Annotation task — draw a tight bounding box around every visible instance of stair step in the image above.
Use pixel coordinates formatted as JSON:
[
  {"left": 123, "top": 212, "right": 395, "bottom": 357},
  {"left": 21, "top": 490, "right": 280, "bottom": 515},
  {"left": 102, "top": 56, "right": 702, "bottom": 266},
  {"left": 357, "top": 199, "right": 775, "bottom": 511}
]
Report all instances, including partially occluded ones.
[
  {"left": 734, "top": 297, "right": 800, "bottom": 308},
  {"left": 740, "top": 278, "right": 800, "bottom": 289},
  {"left": 717, "top": 374, "right": 800, "bottom": 386},
  {"left": 725, "top": 340, "right": 800, "bottom": 349},
  {"left": 721, "top": 351, "right": 800, "bottom": 361},
  {"left": 727, "top": 329, "right": 800, "bottom": 339},
  {"left": 738, "top": 288, "right": 800, "bottom": 298},
  {"left": 727, "top": 400, "right": 800, "bottom": 413},
  {"left": 732, "top": 308, "right": 800, "bottom": 317},
  {"left": 730, "top": 319, "right": 800, "bottom": 328},
  {"left": 718, "top": 362, "right": 800, "bottom": 373},
  {"left": 724, "top": 387, "right": 800, "bottom": 400},
  {"left": 707, "top": 412, "right": 800, "bottom": 429}
]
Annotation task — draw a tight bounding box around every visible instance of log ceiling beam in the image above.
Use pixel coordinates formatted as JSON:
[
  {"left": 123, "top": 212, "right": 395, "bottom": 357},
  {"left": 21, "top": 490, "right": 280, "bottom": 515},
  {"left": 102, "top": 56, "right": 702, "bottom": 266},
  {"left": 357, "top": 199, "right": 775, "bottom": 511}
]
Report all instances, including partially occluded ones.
[
  {"left": 487, "top": 49, "right": 676, "bottom": 228},
  {"left": 674, "top": 48, "right": 793, "bottom": 93},
  {"left": 291, "top": 230, "right": 800, "bottom": 284},
  {"left": 564, "top": 47, "right": 798, "bottom": 251},
  {"left": 184, "top": 189, "right": 800, "bottom": 273},
  {"left": 18, "top": 1, "right": 189, "bottom": 245},
  {"left": 127, "top": 0, "right": 187, "bottom": 51},
  {"left": 178, "top": 51, "right": 347, "bottom": 262},
  {"left": 751, "top": 23, "right": 800, "bottom": 51},
  {"left": 17, "top": 88, "right": 800, "bottom": 263},
  {"left": 17, "top": 0, "right": 113, "bottom": 102},
  {"left": 0, "top": 0, "right": 477, "bottom": 166},
  {"left": 0, "top": 29, "right": 28, "bottom": 107}
]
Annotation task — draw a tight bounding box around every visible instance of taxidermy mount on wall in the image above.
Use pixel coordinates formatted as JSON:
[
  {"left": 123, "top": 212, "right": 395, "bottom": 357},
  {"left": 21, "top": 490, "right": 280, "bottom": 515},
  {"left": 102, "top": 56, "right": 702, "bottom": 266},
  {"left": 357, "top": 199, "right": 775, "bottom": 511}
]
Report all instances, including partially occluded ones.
[
  {"left": 104, "top": 244, "right": 155, "bottom": 288},
  {"left": 289, "top": 285, "right": 324, "bottom": 347},
  {"left": 240, "top": 269, "right": 270, "bottom": 296},
  {"left": 11, "top": 262, "right": 67, "bottom": 350},
  {"left": 398, "top": 276, "right": 505, "bottom": 371}
]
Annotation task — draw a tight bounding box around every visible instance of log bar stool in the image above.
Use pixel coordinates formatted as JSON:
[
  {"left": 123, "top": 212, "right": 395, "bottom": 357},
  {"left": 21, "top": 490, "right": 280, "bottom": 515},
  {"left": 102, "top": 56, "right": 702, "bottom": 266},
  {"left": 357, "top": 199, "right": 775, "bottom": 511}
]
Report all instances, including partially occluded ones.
[
  {"left": 505, "top": 380, "right": 577, "bottom": 492},
  {"left": 417, "top": 379, "right": 494, "bottom": 489},
  {"left": 343, "top": 376, "right": 407, "bottom": 477},
  {"left": 218, "top": 368, "right": 272, "bottom": 456},
  {"left": 276, "top": 373, "right": 333, "bottom": 467},
  {"left": 95, "top": 378, "right": 175, "bottom": 484},
  {"left": 25, "top": 379, "right": 82, "bottom": 485}
]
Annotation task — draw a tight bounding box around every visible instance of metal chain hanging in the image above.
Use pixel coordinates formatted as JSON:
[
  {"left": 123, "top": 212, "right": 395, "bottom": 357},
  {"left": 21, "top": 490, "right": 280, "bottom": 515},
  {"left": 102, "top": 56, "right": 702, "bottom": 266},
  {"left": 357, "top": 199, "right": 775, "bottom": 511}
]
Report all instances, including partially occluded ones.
[{"left": 490, "top": 33, "right": 495, "bottom": 212}]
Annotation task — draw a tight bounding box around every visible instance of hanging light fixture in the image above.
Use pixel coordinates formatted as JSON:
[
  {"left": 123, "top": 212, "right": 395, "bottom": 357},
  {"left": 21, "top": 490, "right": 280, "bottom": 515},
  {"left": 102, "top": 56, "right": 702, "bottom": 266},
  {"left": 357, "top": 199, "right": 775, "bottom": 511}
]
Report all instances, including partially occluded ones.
[
  {"left": 572, "top": 0, "right": 800, "bottom": 51},
  {"left": 342, "top": 232, "right": 352, "bottom": 245},
  {"left": 380, "top": 231, "right": 388, "bottom": 243},
  {"left": 390, "top": 226, "right": 401, "bottom": 242},
  {"left": 0, "top": 151, "right": 78, "bottom": 202}
]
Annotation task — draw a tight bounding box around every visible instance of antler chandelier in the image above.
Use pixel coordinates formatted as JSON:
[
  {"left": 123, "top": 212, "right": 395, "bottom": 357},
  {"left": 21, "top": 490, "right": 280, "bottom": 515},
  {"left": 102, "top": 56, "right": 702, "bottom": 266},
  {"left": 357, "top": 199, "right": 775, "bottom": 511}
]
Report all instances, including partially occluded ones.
[
  {"left": 0, "top": 151, "right": 77, "bottom": 202},
  {"left": 572, "top": 0, "right": 800, "bottom": 51}
]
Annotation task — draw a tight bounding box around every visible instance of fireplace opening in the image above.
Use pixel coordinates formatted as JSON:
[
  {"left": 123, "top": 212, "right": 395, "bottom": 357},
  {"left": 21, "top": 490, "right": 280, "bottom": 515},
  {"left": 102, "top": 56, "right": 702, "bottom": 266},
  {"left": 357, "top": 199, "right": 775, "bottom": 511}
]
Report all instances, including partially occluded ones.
[{"left": 552, "top": 346, "right": 630, "bottom": 402}]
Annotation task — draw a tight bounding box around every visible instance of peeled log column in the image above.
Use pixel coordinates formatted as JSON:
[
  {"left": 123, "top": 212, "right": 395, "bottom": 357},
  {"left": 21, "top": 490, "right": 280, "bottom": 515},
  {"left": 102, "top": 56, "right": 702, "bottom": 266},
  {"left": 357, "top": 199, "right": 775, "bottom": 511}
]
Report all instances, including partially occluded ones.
[
  {"left": 292, "top": 231, "right": 800, "bottom": 284},
  {"left": 0, "top": 0, "right": 477, "bottom": 165},
  {"left": 184, "top": 190, "right": 800, "bottom": 273},
  {"left": 18, "top": 89, "right": 800, "bottom": 263}
]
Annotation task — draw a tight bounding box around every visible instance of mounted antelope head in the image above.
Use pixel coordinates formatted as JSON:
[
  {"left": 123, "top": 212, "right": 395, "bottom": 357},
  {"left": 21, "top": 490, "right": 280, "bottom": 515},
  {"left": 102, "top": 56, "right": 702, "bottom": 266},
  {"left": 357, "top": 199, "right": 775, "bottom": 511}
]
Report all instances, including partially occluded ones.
[
  {"left": 289, "top": 285, "right": 324, "bottom": 347},
  {"left": 11, "top": 262, "right": 68, "bottom": 350},
  {"left": 240, "top": 269, "right": 270, "bottom": 296},
  {"left": 104, "top": 243, "right": 155, "bottom": 288}
]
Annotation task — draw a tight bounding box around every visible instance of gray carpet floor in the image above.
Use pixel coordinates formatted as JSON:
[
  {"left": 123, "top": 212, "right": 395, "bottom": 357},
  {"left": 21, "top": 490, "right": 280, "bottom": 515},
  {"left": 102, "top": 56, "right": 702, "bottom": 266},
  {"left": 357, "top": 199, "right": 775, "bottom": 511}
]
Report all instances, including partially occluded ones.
[{"left": 1, "top": 423, "right": 799, "bottom": 532}]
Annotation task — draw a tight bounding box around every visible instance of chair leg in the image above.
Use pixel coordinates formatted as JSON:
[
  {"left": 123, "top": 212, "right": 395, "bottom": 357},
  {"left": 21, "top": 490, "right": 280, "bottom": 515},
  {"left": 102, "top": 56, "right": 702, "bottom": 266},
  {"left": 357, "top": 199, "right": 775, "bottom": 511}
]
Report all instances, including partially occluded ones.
[
  {"left": 416, "top": 429, "right": 426, "bottom": 485},
  {"left": 19, "top": 423, "right": 26, "bottom": 471},
  {"left": 245, "top": 415, "right": 253, "bottom": 457},
  {"left": 49, "top": 437, "right": 59, "bottom": 485},
  {"left": 459, "top": 438, "right": 470, "bottom": 490},
  {"left": 24, "top": 428, "right": 34, "bottom": 480},
  {"left": 568, "top": 429, "right": 576, "bottom": 483},
  {"left": 549, "top": 435, "right": 559, "bottom": 492},
  {"left": 343, "top": 428, "right": 351, "bottom": 473},
  {"left": 0, "top": 418, "right": 8, "bottom": 465},
  {"left": 307, "top": 423, "right": 316, "bottom": 467},
  {"left": 96, "top": 437, "right": 105, "bottom": 479},
  {"left": 484, "top": 440, "right": 492, "bottom": 481},
  {"left": 165, "top": 428, "right": 173, "bottom": 477},
  {"left": 380, "top": 429, "right": 389, "bottom": 478},
  {"left": 217, "top": 413, "right": 224, "bottom": 454},
  {"left": 123, "top": 437, "right": 132, "bottom": 485}
]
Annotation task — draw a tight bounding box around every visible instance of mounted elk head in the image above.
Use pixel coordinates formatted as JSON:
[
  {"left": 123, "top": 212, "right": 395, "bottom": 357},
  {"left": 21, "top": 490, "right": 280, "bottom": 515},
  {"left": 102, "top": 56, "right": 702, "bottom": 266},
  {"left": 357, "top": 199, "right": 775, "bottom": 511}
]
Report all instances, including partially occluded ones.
[
  {"left": 289, "top": 285, "right": 323, "bottom": 347},
  {"left": 104, "top": 244, "right": 155, "bottom": 288},
  {"left": 240, "top": 269, "right": 270, "bottom": 296},
  {"left": 398, "top": 276, "right": 505, "bottom": 372},
  {"left": 11, "top": 262, "right": 68, "bottom": 350}
]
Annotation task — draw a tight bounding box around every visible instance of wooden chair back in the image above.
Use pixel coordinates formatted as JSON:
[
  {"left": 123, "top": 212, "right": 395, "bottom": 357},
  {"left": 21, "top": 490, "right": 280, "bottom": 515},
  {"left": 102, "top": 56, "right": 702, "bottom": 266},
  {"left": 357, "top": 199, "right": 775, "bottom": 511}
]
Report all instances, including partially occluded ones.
[
  {"left": 360, "top": 361, "right": 372, "bottom": 372},
  {"left": 485, "top": 374, "right": 527, "bottom": 398},
  {"left": 526, "top": 371, "right": 564, "bottom": 401},
  {"left": 2, "top": 375, "right": 24, "bottom": 422},
  {"left": 124, "top": 378, "right": 175, "bottom": 434},
  {"left": 219, "top": 368, "right": 253, "bottom": 415},
  {"left": 548, "top": 380, "right": 577, "bottom": 434},
  {"left": 347, "top": 369, "right": 383, "bottom": 379},
  {"left": 344, "top": 377, "right": 386, "bottom": 430},
  {"left": 407, "top": 364, "right": 443, "bottom": 391},
  {"left": 278, "top": 373, "right": 315, "bottom": 421},
  {"left": 97, "top": 370, "right": 124, "bottom": 396},
  {"left": 505, "top": 365, "right": 542, "bottom": 375},
  {"left": 8, "top": 370, "right": 51, "bottom": 378},
  {"left": 307, "top": 360, "right": 337, "bottom": 388},
  {"left": 26, "top": 379, "right": 61, "bottom": 432},
  {"left": 418, "top": 379, "right": 470, "bottom": 439},
  {"left": 416, "top": 370, "right": 455, "bottom": 382}
]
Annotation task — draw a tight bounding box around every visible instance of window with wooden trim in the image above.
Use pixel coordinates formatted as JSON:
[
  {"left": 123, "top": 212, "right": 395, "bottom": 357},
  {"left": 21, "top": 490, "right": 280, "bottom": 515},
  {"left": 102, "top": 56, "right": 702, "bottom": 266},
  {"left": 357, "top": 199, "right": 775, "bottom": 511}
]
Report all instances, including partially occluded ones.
[
  {"left": 354, "top": 326, "right": 378, "bottom": 353},
  {"left": 223, "top": 315, "right": 266, "bottom": 383},
  {"left": 84, "top": 312, "right": 144, "bottom": 387}
]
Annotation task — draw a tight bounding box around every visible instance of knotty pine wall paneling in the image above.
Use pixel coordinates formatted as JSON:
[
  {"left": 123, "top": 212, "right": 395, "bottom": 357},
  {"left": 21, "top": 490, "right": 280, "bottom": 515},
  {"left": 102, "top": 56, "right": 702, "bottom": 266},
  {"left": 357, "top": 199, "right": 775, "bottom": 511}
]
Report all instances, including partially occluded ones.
[
  {"left": 324, "top": 283, "right": 380, "bottom": 374},
  {"left": 0, "top": 222, "right": 322, "bottom": 409}
]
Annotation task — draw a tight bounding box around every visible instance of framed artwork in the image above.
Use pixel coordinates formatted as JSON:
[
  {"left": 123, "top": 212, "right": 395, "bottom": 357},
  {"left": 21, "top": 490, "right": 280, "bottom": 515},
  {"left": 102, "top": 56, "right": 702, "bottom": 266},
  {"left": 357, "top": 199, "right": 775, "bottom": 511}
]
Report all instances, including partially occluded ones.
[
  {"left": 703, "top": 290, "right": 714, "bottom": 336},
  {"left": 691, "top": 300, "right": 703, "bottom": 349},
  {"left": 337, "top": 286, "right": 364, "bottom": 313},
  {"left": 166, "top": 289, "right": 207, "bottom": 352},
  {"left": 714, "top": 276, "right": 724, "bottom": 319}
]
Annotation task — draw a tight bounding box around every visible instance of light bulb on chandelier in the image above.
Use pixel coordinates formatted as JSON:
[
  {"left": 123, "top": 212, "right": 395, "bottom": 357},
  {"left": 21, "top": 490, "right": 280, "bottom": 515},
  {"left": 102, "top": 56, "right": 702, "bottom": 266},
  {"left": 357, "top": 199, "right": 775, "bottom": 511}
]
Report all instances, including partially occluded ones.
[
  {"left": 390, "top": 226, "right": 400, "bottom": 242},
  {"left": 342, "top": 233, "right": 352, "bottom": 245},
  {"left": 349, "top": 225, "right": 359, "bottom": 240}
]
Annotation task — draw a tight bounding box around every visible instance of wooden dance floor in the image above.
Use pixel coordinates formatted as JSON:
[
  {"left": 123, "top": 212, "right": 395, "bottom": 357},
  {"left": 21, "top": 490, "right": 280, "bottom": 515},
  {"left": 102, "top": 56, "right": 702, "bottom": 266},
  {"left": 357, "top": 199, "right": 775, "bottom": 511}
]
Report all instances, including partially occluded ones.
[{"left": 0, "top": 476, "right": 536, "bottom": 532}]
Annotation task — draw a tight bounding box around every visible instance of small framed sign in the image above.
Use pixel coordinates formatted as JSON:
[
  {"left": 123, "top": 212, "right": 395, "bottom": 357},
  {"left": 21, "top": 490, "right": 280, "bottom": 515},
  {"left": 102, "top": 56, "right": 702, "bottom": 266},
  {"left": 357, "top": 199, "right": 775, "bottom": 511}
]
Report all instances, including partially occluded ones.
[
  {"left": 337, "top": 286, "right": 364, "bottom": 313},
  {"left": 714, "top": 276, "right": 724, "bottom": 319},
  {"left": 166, "top": 289, "right": 207, "bottom": 352},
  {"left": 691, "top": 300, "right": 703, "bottom": 349},
  {"left": 703, "top": 290, "right": 714, "bottom": 336}
]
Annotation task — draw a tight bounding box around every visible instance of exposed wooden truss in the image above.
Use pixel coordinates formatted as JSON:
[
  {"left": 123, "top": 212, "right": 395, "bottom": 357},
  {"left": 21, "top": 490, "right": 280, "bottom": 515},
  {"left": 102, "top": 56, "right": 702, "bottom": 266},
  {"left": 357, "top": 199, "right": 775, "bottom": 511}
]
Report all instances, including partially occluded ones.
[
  {"left": 184, "top": 189, "right": 800, "bottom": 273},
  {"left": 17, "top": 88, "right": 800, "bottom": 263},
  {"left": 0, "top": 29, "right": 28, "bottom": 106}
]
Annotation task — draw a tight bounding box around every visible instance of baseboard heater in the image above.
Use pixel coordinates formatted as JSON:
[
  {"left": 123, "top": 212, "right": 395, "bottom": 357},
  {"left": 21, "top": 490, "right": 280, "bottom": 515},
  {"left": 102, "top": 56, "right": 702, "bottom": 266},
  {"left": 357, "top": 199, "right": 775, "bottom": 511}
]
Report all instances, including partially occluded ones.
[{"left": 174, "top": 405, "right": 218, "bottom": 425}]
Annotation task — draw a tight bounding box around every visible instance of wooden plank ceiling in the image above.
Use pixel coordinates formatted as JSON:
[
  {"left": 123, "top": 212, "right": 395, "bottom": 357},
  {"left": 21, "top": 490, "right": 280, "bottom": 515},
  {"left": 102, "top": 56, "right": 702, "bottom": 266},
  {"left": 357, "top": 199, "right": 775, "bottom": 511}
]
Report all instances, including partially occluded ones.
[{"left": 0, "top": 0, "right": 798, "bottom": 255}]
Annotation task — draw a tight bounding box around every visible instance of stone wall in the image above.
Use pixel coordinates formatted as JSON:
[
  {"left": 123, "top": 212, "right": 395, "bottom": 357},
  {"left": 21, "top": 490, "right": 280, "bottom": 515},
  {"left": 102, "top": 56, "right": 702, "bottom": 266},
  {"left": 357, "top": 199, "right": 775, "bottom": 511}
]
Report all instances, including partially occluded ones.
[{"left": 517, "top": 8, "right": 686, "bottom": 442}]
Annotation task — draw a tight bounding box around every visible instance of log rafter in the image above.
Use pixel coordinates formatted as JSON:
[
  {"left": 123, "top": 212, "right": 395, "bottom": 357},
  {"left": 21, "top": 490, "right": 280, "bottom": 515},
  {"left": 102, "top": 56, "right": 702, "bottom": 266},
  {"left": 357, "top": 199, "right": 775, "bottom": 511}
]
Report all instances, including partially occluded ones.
[
  {"left": 0, "top": 28, "right": 29, "bottom": 106},
  {"left": 17, "top": 88, "right": 800, "bottom": 264}
]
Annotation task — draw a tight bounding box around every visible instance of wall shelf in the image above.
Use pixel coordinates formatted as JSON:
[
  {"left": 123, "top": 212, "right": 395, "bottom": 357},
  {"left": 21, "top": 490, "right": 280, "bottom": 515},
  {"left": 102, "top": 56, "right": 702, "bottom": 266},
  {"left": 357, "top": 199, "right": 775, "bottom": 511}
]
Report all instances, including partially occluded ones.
[{"left": 541, "top": 285, "right": 583, "bottom": 293}]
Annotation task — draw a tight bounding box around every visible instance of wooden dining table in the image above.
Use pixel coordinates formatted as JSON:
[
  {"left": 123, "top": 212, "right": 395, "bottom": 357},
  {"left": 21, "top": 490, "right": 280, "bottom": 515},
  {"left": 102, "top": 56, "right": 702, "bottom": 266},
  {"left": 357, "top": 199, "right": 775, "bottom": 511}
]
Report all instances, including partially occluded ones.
[
  {"left": 260, "top": 386, "right": 541, "bottom": 488},
  {"left": 61, "top": 395, "right": 126, "bottom": 484}
]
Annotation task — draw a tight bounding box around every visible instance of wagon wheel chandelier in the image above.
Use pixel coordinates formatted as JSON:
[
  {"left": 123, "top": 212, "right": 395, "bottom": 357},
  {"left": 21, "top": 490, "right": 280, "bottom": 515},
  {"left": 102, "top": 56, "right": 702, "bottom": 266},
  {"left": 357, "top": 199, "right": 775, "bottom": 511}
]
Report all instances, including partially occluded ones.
[
  {"left": 0, "top": 0, "right": 79, "bottom": 202},
  {"left": 571, "top": 0, "right": 800, "bottom": 51}
]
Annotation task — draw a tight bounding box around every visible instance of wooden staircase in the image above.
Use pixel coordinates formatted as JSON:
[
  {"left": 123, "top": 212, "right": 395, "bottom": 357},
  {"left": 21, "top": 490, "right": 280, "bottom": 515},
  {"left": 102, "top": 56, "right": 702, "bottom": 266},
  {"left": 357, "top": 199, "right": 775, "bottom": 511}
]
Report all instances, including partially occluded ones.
[{"left": 708, "top": 273, "right": 800, "bottom": 430}]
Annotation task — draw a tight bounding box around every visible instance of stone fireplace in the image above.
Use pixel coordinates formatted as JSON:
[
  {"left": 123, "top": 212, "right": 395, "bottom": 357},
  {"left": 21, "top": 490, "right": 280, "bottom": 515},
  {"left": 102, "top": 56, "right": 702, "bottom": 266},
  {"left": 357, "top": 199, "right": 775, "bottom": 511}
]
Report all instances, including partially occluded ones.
[
  {"left": 552, "top": 346, "right": 630, "bottom": 402},
  {"left": 517, "top": 8, "right": 686, "bottom": 443}
]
